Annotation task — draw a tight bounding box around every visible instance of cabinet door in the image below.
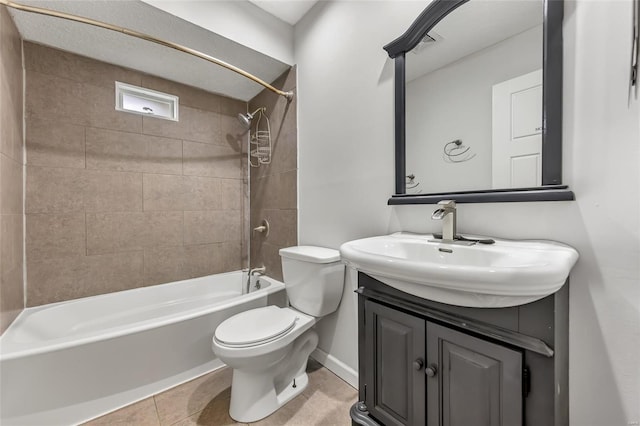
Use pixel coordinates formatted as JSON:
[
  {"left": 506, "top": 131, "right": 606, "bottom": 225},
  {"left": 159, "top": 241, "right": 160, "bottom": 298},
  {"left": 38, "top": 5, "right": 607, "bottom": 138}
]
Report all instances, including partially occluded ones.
[
  {"left": 365, "top": 300, "right": 426, "bottom": 426},
  {"left": 426, "top": 322, "right": 523, "bottom": 426}
]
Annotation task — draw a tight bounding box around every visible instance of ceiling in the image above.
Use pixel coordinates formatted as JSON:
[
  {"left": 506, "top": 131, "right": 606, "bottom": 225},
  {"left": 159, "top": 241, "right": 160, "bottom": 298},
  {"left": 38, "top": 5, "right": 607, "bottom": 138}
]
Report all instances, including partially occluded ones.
[
  {"left": 8, "top": 0, "right": 297, "bottom": 101},
  {"left": 248, "top": 0, "right": 318, "bottom": 25}
]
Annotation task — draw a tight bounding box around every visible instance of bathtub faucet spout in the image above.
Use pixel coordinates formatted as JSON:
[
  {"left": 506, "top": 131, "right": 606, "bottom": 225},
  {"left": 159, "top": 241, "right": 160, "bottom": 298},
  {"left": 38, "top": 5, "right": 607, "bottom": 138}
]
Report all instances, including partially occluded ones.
[{"left": 245, "top": 266, "right": 266, "bottom": 294}]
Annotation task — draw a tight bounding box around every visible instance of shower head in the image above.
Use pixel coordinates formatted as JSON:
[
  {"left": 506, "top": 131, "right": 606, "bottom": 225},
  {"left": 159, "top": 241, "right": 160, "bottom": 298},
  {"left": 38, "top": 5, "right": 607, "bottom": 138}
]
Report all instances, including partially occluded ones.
[
  {"left": 237, "top": 107, "right": 264, "bottom": 129},
  {"left": 237, "top": 112, "right": 252, "bottom": 129}
]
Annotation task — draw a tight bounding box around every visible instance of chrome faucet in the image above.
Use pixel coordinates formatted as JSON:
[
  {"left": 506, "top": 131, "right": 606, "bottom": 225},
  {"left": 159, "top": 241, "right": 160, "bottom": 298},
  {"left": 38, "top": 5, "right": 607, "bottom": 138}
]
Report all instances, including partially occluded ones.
[
  {"left": 431, "top": 200, "right": 457, "bottom": 242},
  {"left": 245, "top": 266, "right": 266, "bottom": 294}
]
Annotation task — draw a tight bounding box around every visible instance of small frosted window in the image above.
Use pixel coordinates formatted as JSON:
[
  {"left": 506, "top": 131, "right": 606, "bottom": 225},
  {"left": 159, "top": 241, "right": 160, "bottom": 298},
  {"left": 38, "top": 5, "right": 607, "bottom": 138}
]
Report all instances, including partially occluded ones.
[{"left": 115, "top": 82, "right": 179, "bottom": 121}]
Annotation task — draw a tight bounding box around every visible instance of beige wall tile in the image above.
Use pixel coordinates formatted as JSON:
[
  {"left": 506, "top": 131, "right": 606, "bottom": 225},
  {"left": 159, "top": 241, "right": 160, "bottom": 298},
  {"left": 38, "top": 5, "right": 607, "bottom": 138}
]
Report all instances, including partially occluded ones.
[
  {"left": 86, "top": 211, "right": 183, "bottom": 255},
  {"left": 84, "top": 170, "right": 143, "bottom": 213},
  {"left": 258, "top": 209, "right": 297, "bottom": 248},
  {"left": 86, "top": 128, "right": 182, "bottom": 175},
  {"left": 143, "top": 174, "right": 222, "bottom": 211},
  {"left": 143, "top": 106, "right": 222, "bottom": 145},
  {"left": 144, "top": 211, "right": 183, "bottom": 248},
  {"left": 24, "top": 42, "right": 141, "bottom": 89},
  {"left": 1, "top": 154, "right": 22, "bottom": 214},
  {"left": 181, "top": 176, "right": 225, "bottom": 211},
  {"left": 143, "top": 245, "right": 187, "bottom": 286},
  {"left": 184, "top": 211, "right": 241, "bottom": 246},
  {"left": 26, "top": 167, "right": 142, "bottom": 214},
  {"left": 183, "top": 242, "right": 241, "bottom": 278},
  {"left": 26, "top": 71, "right": 142, "bottom": 133},
  {"left": 249, "top": 72, "right": 297, "bottom": 179},
  {"left": 142, "top": 174, "right": 185, "bottom": 211},
  {"left": 26, "top": 117, "right": 85, "bottom": 169},
  {"left": 144, "top": 242, "right": 240, "bottom": 286},
  {"left": 1, "top": 258, "right": 24, "bottom": 333},
  {"left": 26, "top": 213, "right": 85, "bottom": 261},
  {"left": 252, "top": 170, "right": 297, "bottom": 211},
  {"left": 1, "top": 213, "right": 23, "bottom": 278},
  {"left": 27, "top": 251, "right": 144, "bottom": 306},
  {"left": 220, "top": 241, "right": 243, "bottom": 272},
  {"left": 82, "top": 397, "right": 159, "bottom": 426},
  {"left": 272, "top": 170, "right": 298, "bottom": 210},
  {"left": 220, "top": 179, "right": 243, "bottom": 211},
  {"left": 261, "top": 242, "right": 284, "bottom": 281},
  {"left": 218, "top": 96, "right": 247, "bottom": 117},
  {"left": 183, "top": 141, "right": 242, "bottom": 179},
  {"left": 1, "top": 77, "right": 24, "bottom": 164},
  {"left": 26, "top": 166, "right": 84, "bottom": 213},
  {"left": 183, "top": 244, "right": 220, "bottom": 278}
]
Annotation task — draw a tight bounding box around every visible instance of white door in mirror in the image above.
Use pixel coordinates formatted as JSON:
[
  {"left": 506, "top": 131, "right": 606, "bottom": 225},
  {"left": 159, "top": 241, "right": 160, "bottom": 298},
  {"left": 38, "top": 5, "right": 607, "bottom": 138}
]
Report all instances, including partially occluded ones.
[{"left": 492, "top": 69, "right": 542, "bottom": 188}]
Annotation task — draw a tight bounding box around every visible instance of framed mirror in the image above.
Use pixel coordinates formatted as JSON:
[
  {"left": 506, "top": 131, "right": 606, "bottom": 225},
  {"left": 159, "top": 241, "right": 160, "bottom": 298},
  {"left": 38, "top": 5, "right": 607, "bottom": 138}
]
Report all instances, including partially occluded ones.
[{"left": 385, "top": 0, "right": 574, "bottom": 204}]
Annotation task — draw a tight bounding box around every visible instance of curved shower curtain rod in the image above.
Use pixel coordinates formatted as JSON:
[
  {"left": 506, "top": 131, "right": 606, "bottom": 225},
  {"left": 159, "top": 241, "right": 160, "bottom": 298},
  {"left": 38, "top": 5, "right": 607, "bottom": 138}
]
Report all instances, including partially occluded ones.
[{"left": 0, "top": 0, "right": 294, "bottom": 101}]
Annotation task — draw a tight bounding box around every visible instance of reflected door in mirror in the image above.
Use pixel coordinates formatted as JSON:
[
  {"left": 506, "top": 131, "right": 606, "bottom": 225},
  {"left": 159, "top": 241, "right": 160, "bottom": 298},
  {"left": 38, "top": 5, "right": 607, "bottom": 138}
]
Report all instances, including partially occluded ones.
[{"left": 492, "top": 69, "right": 542, "bottom": 188}]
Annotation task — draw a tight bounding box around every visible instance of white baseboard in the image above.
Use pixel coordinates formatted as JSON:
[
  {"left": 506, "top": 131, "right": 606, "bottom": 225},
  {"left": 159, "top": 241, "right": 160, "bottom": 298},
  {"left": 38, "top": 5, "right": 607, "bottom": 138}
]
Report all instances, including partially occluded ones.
[{"left": 310, "top": 348, "right": 359, "bottom": 390}]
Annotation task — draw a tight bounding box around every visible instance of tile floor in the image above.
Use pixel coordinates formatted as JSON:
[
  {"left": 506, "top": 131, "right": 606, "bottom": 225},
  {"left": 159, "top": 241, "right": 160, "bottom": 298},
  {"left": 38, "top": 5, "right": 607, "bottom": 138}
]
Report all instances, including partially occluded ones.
[{"left": 83, "top": 359, "right": 357, "bottom": 425}]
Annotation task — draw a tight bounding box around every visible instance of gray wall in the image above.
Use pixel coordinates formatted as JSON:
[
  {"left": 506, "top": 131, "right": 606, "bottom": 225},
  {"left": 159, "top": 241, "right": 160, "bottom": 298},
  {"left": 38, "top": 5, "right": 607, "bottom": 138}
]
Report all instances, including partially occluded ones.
[{"left": 295, "top": 1, "right": 639, "bottom": 423}]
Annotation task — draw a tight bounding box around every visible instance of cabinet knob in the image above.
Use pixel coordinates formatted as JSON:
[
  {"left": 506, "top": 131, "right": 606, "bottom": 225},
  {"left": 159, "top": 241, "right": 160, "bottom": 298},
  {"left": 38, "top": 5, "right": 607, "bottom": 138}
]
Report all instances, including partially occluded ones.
[
  {"left": 413, "top": 359, "right": 424, "bottom": 371},
  {"left": 425, "top": 364, "right": 438, "bottom": 377}
]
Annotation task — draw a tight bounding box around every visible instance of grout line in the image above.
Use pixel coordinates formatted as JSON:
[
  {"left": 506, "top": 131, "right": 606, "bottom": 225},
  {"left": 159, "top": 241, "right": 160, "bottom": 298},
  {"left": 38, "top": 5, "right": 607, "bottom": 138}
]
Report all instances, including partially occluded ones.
[
  {"left": 21, "top": 37, "right": 28, "bottom": 310},
  {"left": 83, "top": 126, "right": 87, "bottom": 170},
  {"left": 152, "top": 394, "right": 162, "bottom": 426}
]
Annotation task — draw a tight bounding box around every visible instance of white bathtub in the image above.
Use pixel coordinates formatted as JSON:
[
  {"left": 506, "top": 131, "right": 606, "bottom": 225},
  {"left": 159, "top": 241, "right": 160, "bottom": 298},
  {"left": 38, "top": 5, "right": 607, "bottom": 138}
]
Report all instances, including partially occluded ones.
[{"left": 0, "top": 271, "right": 285, "bottom": 426}]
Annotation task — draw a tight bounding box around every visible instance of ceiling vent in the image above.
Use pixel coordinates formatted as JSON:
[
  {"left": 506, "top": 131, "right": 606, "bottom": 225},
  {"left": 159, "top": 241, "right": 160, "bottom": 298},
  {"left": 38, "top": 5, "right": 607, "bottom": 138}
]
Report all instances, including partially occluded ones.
[
  {"left": 411, "top": 31, "right": 444, "bottom": 54},
  {"left": 115, "top": 82, "right": 179, "bottom": 121}
]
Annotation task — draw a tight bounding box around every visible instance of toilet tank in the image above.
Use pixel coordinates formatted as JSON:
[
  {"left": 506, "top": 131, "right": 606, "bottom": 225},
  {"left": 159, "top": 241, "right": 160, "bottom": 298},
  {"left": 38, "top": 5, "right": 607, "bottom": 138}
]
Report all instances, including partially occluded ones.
[{"left": 279, "top": 246, "right": 345, "bottom": 317}]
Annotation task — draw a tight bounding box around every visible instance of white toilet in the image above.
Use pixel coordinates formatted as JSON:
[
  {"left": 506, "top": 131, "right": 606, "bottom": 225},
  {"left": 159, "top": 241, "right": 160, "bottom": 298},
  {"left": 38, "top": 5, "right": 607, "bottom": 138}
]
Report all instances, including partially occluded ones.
[{"left": 211, "top": 246, "right": 345, "bottom": 423}]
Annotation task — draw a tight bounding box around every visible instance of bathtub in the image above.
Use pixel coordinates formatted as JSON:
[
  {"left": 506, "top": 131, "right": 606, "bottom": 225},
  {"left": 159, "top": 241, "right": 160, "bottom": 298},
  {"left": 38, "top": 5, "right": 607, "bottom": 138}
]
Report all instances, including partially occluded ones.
[{"left": 0, "top": 271, "right": 285, "bottom": 426}]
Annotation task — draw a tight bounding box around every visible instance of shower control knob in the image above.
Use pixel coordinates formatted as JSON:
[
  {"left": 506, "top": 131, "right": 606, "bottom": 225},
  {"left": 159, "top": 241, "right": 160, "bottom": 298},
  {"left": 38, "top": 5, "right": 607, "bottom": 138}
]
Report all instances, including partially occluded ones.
[
  {"left": 425, "top": 364, "right": 438, "bottom": 377},
  {"left": 413, "top": 359, "right": 424, "bottom": 371}
]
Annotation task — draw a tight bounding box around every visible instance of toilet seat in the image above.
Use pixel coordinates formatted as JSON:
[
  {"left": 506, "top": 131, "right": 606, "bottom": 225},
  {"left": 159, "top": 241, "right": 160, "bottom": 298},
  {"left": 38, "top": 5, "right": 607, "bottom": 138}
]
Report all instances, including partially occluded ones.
[{"left": 215, "top": 306, "right": 298, "bottom": 348}]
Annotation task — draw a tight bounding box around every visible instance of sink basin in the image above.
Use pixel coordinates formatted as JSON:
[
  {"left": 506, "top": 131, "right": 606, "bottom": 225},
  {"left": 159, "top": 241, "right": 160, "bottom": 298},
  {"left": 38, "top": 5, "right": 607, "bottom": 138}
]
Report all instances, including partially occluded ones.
[{"left": 339, "top": 232, "right": 579, "bottom": 308}]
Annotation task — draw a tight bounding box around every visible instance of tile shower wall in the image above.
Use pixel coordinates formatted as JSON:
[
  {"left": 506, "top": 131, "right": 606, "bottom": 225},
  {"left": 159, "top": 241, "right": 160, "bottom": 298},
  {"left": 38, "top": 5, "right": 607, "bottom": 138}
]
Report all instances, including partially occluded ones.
[
  {"left": 0, "top": 6, "right": 25, "bottom": 333},
  {"left": 249, "top": 68, "right": 297, "bottom": 280},
  {"left": 24, "top": 42, "right": 248, "bottom": 306}
]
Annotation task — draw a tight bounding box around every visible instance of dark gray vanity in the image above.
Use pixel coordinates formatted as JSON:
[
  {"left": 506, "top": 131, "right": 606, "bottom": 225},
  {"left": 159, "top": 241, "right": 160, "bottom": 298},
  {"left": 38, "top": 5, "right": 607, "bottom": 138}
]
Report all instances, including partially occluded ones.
[{"left": 351, "top": 272, "right": 568, "bottom": 426}]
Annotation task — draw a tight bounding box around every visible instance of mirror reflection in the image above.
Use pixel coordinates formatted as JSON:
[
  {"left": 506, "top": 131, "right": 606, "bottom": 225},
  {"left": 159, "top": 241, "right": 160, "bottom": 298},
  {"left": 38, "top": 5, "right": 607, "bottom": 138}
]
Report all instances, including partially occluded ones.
[{"left": 405, "top": 0, "right": 543, "bottom": 194}]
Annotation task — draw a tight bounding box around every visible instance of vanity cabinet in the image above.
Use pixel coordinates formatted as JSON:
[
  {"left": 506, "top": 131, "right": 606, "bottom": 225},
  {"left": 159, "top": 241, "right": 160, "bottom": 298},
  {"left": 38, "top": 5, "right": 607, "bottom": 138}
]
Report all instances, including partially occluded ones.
[
  {"left": 364, "top": 300, "right": 426, "bottom": 425},
  {"left": 364, "top": 300, "right": 522, "bottom": 426},
  {"left": 353, "top": 273, "right": 569, "bottom": 426}
]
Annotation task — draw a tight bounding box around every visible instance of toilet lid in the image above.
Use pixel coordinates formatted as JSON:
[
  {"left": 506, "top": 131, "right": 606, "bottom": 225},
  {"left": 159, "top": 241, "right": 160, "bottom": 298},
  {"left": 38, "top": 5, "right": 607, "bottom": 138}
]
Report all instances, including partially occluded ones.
[{"left": 215, "top": 306, "right": 298, "bottom": 347}]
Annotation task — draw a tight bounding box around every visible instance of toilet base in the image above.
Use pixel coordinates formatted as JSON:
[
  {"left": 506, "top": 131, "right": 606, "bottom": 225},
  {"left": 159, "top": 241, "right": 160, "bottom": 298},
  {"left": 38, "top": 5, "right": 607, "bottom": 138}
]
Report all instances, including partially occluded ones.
[
  {"left": 227, "top": 329, "right": 318, "bottom": 423},
  {"left": 229, "top": 371, "right": 309, "bottom": 423}
]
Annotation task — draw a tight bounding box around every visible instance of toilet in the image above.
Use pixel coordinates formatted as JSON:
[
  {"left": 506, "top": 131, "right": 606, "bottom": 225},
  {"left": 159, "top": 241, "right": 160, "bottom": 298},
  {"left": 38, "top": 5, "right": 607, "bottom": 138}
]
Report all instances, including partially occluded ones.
[{"left": 211, "top": 246, "right": 345, "bottom": 423}]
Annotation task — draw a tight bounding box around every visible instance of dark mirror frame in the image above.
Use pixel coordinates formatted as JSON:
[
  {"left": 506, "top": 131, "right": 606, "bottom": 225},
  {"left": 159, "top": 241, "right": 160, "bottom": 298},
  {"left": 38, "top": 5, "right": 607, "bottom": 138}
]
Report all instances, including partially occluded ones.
[{"left": 385, "top": 0, "right": 574, "bottom": 204}]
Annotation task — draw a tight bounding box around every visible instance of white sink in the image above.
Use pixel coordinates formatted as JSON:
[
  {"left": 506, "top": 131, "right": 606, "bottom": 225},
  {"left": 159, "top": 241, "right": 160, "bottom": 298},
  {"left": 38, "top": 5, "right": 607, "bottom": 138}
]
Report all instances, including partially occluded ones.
[{"left": 339, "top": 232, "right": 579, "bottom": 308}]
